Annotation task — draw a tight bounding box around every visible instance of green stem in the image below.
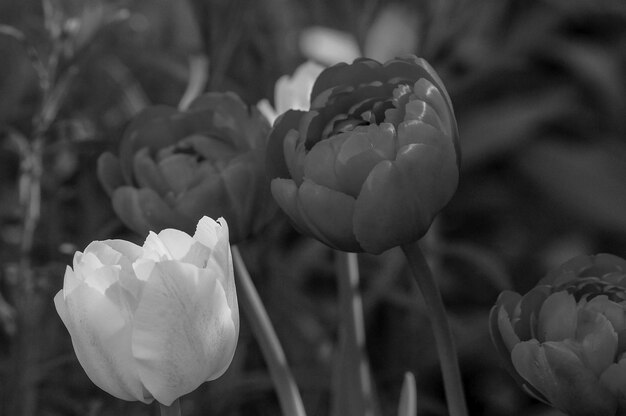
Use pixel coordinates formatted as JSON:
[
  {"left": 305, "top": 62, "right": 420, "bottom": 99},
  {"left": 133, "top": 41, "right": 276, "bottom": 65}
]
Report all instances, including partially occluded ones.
[
  {"left": 231, "top": 246, "right": 306, "bottom": 416},
  {"left": 401, "top": 242, "right": 468, "bottom": 416},
  {"left": 332, "top": 251, "right": 376, "bottom": 416},
  {"left": 159, "top": 399, "right": 181, "bottom": 416}
]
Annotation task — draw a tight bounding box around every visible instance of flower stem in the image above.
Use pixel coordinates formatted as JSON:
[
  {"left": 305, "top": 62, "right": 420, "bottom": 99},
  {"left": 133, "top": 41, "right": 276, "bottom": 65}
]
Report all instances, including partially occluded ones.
[
  {"left": 159, "top": 399, "right": 181, "bottom": 416},
  {"left": 231, "top": 246, "right": 307, "bottom": 416},
  {"left": 401, "top": 242, "right": 468, "bottom": 416},
  {"left": 332, "top": 251, "right": 376, "bottom": 416}
]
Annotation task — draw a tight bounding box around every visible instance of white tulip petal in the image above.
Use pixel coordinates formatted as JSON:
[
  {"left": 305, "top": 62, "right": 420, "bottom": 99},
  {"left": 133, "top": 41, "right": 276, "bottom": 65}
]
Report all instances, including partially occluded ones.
[
  {"left": 155, "top": 229, "right": 197, "bottom": 260},
  {"left": 84, "top": 265, "right": 120, "bottom": 295},
  {"left": 143, "top": 231, "right": 173, "bottom": 260},
  {"left": 75, "top": 251, "right": 103, "bottom": 275},
  {"left": 133, "top": 259, "right": 157, "bottom": 282},
  {"left": 104, "top": 239, "right": 144, "bottom": 262},
  {"left": 193, "top": 216, "right": 221, "bottom": 249},
  {"left": 55, "top": 283, "right": 149, "bottom": 403},
  {"left": 62, "top": 266, "right": 82, "bottom": 297},
  {"left": 132, "top": 260, "right": 238, "bottom": 405},
  {"left": 85, "top": 241, "right": 124, "bottom": 265},
  {"left": 181, "top": 242, "right": 213, "bottom": 268},
  {"left": 195, "top": 218, "right": 236, "bottom": 311}
]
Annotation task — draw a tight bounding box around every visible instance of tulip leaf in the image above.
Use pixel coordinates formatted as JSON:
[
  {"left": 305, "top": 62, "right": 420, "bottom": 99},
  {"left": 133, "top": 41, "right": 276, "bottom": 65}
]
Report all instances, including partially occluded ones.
[{"left": 397, "top": 372, "right": 417, "bottom": 416}]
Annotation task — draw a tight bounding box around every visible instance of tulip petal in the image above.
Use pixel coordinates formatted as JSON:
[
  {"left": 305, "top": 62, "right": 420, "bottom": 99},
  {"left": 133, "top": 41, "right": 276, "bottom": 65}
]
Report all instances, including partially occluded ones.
[
  {"left": 537, "top": 291, "right": 578, "bottom": 342},
  {"left": 133, "top": 149, "right": 172, "bottom": 197},
  {"left": 97, "top": 152, "right": 126, "bottom": 195},
  {"left": 512, "top": 340, "right": 617, "bottom": 416},
  {"left": 311, "top": 58, "right": 382, "bottom": 102},
  {"left": 193, "top": 217, "right": 236, "bottom": 312},
  {"left": 152, "top": 228, "right": 211, "bottom": 266},
  {"left": 334, "top": 124, "right": 396, "bottom": 197},
  {"left": 271, "top": 178, "right": 339, "bottom": 249},
  {"left": 513, "top": 286, "right": 550, "bottom": 341},
  {"left": 403, "top": 99, "right": 444, "bottom": 133},
  {"left": 303, "top": 135, "right": 343, "bottom": 190},
  {"left": 156, "top": 154, "right": 199, "bottom": 195},
  {"left": 489, "top": 291, "right": 522, "bottom": 351},
  {"left": 271, "top": 178, "right": 306, "bottom": 232},
  {"left": 385, "top": 57, "right": 455, "bottom": 118},
  {"left": 354, "top": 141, "right": 456, "bottom": 253},
  {"left": 112, "top": 187, "right": 195, "bottom": 235},
  {"left": 132, "top": 261, "right": 237, "bottom": 405},
  {"left": 297, "top": 179, "right": 361, "bottom": 252},
  {"left": 600, "top": 359, "right": 626, "bottom": 412},
  {"left": 576, "top": 308, "right": 618, "bottom": 376},
  {"left": 54, "top": 279, "right": 148, "bottom": 403},
  {"left": 586, "top": 295, "right": 626, "bottom": 333},
  {"left": 119, "top": 106, "right": 179, "bottom": 184},
  {"left": 412, "top": 79, "right": 454, "bottom": 137},
  {"left": 284, "top": 129, "right": 307, "bottom": 185},
  {"left": 541, "top": 253, "right": 626, "bottom": 287},
  {"left": 267, "top": 110, "right": 306, "bottom": 180},
  {"left": 275, "top": 61, "right": 324, "bottom": 115}
]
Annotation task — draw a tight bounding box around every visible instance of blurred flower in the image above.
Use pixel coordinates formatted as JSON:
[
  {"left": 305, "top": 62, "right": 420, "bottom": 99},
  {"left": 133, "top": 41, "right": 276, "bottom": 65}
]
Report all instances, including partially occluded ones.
[
  {"left": 266, "top": 55, "right": 459, "bottom": 254},
  {"left": 54, "top": 216, "right": 238, "bottom": 406},
  {"left": 257, "top": 61, "right": 324, "bottom": 125},
  {"left": 98, "top": 92, "right": 274, "bottom": 243},
  {"left": 490, "top": 253, "right": 626, "bottom": 416},
  {"left": 299, "top": 4, "right": 418, "bottom": 66}
]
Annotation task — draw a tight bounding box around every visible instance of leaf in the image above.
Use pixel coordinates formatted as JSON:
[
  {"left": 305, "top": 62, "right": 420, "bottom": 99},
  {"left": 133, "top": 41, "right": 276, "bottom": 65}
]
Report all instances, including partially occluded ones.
[{"left": 397, "top": 372, "right": 417, "bottom": 416}]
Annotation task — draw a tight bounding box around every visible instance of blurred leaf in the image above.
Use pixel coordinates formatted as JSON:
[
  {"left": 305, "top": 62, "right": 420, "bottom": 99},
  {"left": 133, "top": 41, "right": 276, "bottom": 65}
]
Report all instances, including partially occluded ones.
[
  {"left": 543, "top": 39, "right": 626, "bottom": 134},
  {"left": 397, "top": 372, "right": 417, "bottom": 416},
  {"left": 442, "top": 242, "right": 513, "bottom": 292},
  {"left": 458, "top": 88, "right": 577, "bottom": 169},
  {"left": 517, "top": 140, "right": 626, "bottom": 234}
]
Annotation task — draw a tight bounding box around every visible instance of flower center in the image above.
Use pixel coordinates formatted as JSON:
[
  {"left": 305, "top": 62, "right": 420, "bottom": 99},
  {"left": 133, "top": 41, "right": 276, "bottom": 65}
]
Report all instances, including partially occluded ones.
[{"left": 555, "top": 276, "right": 626, "bottom": 303}]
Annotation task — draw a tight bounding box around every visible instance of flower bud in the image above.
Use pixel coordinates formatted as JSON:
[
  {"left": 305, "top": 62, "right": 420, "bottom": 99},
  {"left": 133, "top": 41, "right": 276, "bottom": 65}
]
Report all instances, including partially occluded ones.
[
  {"left": 54, "top": 216, "right": 238, "bottom": 405},
  {"left": 266, "top": 55, "right": 459, "bottom": 254},
  {"left": 490, "top": 254, "right": 626, "bottom": 416},
  {"left": 98, "top": 92, "right": 274, "bottom": 243}
]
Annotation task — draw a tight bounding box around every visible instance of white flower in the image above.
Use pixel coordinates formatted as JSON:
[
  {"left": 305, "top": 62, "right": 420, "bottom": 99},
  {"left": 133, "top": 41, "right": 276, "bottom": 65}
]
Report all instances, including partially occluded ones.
[
  {"left": 257, "top": 61, "right": 324, "bottom": 124},
  {"left": 54, "top": 216, "right": 238, "bottom": 405}
]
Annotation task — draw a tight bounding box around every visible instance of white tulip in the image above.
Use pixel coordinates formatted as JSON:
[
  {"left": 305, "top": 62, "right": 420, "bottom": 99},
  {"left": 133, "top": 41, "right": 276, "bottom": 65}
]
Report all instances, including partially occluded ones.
[{"left": 54, "top": 216, "right": 238, "bottom": 406}]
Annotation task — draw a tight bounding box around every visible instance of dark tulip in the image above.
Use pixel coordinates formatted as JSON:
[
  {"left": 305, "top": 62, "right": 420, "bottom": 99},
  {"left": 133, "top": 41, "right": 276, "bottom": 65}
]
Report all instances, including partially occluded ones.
[
  {"left": 98, "top": 92, "right": 274, "bottom": 243},
  {"left": 266, "top": 55, "right": 459, "bottom": 254},
  {"left": 490, "top": 254, "right": 626, "bottom": 416}
]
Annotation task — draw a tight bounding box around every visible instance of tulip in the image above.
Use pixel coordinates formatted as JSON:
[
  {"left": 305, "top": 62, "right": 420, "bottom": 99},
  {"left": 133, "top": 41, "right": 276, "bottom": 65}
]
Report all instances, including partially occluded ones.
[
  {"left": 98, "top": 92, "right": 274, "bottom": 243},
  {"left": 490, "top": 253, "right": 626, "bottom": 416},
  {"left": 54, "top": 216, "right": 238, "bottom": 406},
  {"left": 266, "top": 55, "right": 460, "bottom": 254},
  {"left": 257, "top": 61, "right": 325, "bottom": 125}
]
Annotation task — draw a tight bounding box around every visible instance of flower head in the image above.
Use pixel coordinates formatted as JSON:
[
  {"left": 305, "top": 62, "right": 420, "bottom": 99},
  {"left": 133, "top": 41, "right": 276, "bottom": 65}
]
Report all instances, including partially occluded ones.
[
  {"left": 54, "top": 216, "right": 238, "bottom": 405},
  {"left": 266, "top": 55, "right": 459, "bottom": 254},
  {"left": 98, "top": 92, "right": 274, "bottom": 243},
  {"left": 490, "top": 253, "right": 626, "bottom": 416}
]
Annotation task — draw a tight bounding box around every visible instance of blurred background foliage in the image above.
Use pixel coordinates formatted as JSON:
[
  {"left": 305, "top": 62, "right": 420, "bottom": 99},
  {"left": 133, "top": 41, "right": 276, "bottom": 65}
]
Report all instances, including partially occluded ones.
[{"left": 1, "top": 0, "right": 626, "bottom": 415}]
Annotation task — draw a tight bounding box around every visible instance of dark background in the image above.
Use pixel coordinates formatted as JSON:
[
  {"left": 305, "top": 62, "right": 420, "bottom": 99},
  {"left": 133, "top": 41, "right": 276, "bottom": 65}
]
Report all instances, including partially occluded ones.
[{"left": 2, "top": 0, "right": 626, "bottom": 415}]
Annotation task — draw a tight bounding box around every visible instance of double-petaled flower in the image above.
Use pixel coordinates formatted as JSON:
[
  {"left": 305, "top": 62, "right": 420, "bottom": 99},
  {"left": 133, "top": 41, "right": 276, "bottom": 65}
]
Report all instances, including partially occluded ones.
[
  {"left": 98, "top": 92, "right": 274, "bottom": 243},
  {"left": 266, "top": 55, "right": 459, "bottom": 254},
  {"left": 54, "top": 216, "right": 238, "bottom": 405},
  {"left": 490, "top": 254, "right": 626, "bottom": 416}
]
